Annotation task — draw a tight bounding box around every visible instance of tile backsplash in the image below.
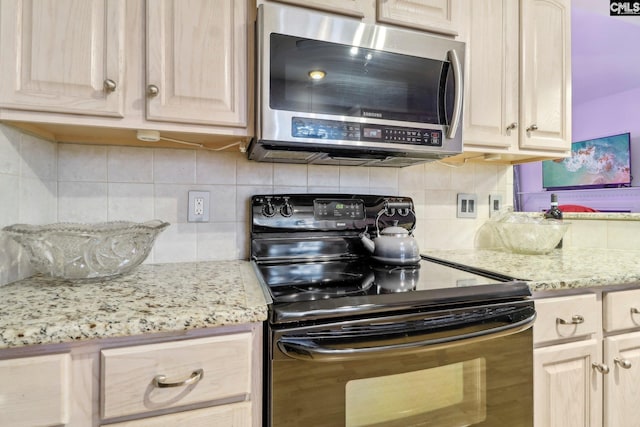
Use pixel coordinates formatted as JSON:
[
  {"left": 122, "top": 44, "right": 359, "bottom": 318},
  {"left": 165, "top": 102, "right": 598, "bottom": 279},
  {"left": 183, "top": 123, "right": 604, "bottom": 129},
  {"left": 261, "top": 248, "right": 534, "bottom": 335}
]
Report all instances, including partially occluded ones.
[{"left": 0, "top": 124, "right": 514, "bottom": 285}]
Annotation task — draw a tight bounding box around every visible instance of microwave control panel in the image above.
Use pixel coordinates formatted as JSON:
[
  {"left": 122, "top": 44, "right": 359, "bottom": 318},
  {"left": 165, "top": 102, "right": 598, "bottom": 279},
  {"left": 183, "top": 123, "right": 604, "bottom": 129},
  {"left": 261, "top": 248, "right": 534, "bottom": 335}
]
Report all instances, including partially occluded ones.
[{"left": 291, "top": 117, "right": 442, "bottom": 146}]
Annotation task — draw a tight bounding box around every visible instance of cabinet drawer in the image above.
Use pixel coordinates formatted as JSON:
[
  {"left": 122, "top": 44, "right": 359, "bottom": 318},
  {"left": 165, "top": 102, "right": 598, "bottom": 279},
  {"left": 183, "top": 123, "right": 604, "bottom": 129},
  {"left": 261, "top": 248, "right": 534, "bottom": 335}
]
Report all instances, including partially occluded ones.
[
  {"left": 534, "top": 294, "right": 599, "bottom": 345},
  {"left": 101, "top": 401, "right": 251, "bottom": 427},
  {"left": 604, "top": 288, "right": 640, "bottom": 332},
  {"left": 101, "top": 333, "right": 252, "bottom": 419},
  {"left": 0, "top": 353, "right": 70, "bottom": 427}
]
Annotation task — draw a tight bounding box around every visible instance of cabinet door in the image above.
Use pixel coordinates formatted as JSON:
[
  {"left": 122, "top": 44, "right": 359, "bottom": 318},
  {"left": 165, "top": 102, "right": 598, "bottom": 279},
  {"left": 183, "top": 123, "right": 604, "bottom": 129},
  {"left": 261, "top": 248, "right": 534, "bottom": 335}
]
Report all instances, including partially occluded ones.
[
  {"left": 146, "top": 0, "right": 248, "bottom": 127},
  {"left": 377, "top": 0, "right": 460, "bottom": 36},
  {"left": 461, "top": 0, "right": 518, "bottom": 151},
  {"left": 265, "top": 0, "right": 366, "bottom": 18},
  {"left": 0, "top": 353, "right": 71, "bottom": 427},
  {"left": 534, "top": 339, "right": 602, "bottom": 427},
  {"left": 519, "top": 0, "right": 571, "bottom": 152},
  {"left": 101, "top": 401, "right": 251, "bottom": 427},
  {"left": 603, "top": 331, "right": 640, "bottom": 427},
  {"left": 0, "top": 0, "right": 125, "bottom": 117}
]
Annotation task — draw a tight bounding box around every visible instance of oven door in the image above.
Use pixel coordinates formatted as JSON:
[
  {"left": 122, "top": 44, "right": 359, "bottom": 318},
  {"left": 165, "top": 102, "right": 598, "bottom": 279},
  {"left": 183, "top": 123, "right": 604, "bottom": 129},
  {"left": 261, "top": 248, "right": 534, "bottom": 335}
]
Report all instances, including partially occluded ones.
[{"left": 267, "top": 300, "right": 535, "bottom": 427}]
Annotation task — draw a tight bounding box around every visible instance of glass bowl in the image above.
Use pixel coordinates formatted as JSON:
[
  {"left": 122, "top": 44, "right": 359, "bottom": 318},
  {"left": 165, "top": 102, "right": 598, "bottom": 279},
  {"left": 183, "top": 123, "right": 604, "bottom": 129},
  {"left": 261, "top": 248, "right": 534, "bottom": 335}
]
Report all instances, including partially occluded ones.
[
  {"left": 491, "top": 219, "right": 568, "bottom": 255},
  {"left": 2, "top": 220, "right": 169, "bottom": 281}
]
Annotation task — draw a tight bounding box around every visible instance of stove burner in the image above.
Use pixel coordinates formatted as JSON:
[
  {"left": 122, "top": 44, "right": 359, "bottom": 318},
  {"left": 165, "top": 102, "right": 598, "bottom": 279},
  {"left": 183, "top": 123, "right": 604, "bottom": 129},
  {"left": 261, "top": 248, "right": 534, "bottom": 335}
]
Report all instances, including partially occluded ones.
[{"left": 275, "top": 273, "right": 376, "bottom": 302}]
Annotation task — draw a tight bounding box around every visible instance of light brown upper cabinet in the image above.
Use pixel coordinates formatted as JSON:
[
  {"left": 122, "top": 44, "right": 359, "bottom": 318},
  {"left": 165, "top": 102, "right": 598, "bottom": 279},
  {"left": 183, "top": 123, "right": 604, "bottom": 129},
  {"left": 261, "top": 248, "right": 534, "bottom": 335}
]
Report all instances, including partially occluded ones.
[
  {"left": 145, "top": 0, "right": 248, "bottom": 127},
  {"left": 457, "top": 0, "right": 572, "bottom": 164},
  {"left": 0, "top": 0, "right": 126, "bottom": 117},
  {"left": 262, "top": 0, "right": 461, "bottom": 36},
  {"left": 0, "top": 0, "right": 251, "bottom": 147},
  {"left": 377, "top": 0, "right": 460, "bottom": 36}
]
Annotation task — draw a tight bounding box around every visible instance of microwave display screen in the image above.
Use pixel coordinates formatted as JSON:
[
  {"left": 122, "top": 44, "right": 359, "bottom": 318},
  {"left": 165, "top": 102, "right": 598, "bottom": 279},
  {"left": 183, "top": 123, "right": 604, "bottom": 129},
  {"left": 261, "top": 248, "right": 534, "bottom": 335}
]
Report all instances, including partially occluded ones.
[
  {"left": 363, "top": 128, "right": 381, "bottom": 139},
  {"left": 269, "top": 33, "right": 454, "bottom": 125}
]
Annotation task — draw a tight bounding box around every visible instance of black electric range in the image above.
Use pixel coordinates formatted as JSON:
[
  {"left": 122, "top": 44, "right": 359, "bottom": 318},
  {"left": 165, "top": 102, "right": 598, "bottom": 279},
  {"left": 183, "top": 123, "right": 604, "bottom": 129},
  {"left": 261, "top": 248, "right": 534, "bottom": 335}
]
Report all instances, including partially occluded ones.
[{"left": 250, "top": 193, "right": 530, "bottom": 325}]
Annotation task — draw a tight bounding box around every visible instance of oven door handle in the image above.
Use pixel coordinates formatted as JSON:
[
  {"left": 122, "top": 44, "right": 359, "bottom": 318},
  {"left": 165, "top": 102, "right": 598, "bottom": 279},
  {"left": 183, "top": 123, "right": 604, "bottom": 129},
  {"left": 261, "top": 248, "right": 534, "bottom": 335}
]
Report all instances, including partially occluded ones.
[{"left": 277, "top": 313, "right": 535, "bottom": 361}]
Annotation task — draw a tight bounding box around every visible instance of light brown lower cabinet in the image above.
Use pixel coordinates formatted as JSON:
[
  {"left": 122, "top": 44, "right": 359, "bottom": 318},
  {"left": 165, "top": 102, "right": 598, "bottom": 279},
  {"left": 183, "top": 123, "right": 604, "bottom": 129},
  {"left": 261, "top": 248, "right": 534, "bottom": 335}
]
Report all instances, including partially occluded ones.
[
  {"left": 534, "top": 289, "right": 640, "bottom": 427},
  {"left": 101, "top": 402, "right": 252, "bottom": 427},
  {"left": 0, "top": 323, "right": 261, "bottom": 427},
  {"left": 0, "top": 353, "right": 71, "bottom": 427}
]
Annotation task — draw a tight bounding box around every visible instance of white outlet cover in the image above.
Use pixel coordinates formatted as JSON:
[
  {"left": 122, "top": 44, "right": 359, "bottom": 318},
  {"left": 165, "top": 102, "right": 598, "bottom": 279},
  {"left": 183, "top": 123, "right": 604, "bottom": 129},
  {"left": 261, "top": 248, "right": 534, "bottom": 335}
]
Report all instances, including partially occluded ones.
[
  {"left": 188, "top": 191, "right": 210, "bottom": 222},
  {"left": 457, "top": 193, "right": 477, "bottom": 218},
  {"left": 489, "top": 194, "right": 503, "bottom": 217}
]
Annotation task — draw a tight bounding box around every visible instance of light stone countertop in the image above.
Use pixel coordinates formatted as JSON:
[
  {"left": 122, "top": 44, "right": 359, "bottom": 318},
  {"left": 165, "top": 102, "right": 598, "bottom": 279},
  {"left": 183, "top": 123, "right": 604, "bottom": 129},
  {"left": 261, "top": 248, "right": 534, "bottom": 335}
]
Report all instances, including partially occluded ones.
[
  {"left": 0, "top": 261, "right": 268, "bottom": 350},
  {"left": 423, "top": 248, "right": 640, "bottom": 293},
  {"left": 5, "top": 248, "right": 640, "bottom": 350},
  {"left": 550, "top": 212, "right": 640, "bottom": 221}
]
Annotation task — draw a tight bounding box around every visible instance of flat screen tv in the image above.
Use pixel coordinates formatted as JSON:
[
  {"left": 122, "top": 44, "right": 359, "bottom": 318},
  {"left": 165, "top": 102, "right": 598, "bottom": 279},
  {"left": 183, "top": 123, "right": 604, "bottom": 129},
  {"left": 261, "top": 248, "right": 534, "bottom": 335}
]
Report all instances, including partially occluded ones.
[{"left": 542, "top": 132, "right": 632, "bottom": 190}]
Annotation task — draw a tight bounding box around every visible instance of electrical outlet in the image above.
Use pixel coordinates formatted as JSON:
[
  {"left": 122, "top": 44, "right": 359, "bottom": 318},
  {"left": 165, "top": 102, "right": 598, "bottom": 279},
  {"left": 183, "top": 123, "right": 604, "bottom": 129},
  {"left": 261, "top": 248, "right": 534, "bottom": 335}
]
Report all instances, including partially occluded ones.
[
  {"left": 188, "top": 191, "right": 210, "bottom": 222},
  {"left": 457, "top": 193, "right": 477, "bottom": 218},
  {"left": 489, "top": 194, "right": 503, "bottom": 217}
]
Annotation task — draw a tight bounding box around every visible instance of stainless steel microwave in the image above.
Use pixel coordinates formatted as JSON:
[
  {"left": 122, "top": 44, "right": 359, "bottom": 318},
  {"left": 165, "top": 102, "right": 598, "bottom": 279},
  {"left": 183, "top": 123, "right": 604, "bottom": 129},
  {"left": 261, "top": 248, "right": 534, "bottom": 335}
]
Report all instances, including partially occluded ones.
[{"left": 248, "top": 3, "right": 465, "bottom": 167}]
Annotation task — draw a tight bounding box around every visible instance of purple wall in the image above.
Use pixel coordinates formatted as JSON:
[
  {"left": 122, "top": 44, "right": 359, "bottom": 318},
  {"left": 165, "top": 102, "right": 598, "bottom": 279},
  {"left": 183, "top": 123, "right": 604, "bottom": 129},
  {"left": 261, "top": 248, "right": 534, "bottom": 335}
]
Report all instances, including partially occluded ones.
[{"left": 519, "top": 8, "right": 640, "bottom": 211}]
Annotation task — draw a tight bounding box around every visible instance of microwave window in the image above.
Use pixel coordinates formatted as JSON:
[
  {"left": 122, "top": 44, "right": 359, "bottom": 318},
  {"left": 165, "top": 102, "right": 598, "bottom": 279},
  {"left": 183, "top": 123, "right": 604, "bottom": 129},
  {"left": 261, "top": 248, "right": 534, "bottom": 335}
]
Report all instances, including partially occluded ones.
[{"left": 269, "top": 33, "right": 452, "bottom": 124}]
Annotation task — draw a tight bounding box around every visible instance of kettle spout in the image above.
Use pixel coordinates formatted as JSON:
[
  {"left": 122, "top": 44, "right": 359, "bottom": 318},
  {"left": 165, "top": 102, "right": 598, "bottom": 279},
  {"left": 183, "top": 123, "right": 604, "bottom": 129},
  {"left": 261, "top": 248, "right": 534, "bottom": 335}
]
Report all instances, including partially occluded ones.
[{"left": 360, "top": 233, "right": 375, "bottom": 253}]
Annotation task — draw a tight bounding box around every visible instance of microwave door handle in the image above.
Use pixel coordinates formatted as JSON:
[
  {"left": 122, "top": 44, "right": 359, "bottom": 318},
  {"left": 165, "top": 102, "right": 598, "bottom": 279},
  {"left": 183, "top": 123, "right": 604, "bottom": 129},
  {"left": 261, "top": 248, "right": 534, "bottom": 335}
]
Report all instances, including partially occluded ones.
[
  {"left": 277, "top": 313, "right": 535, "bottom": 362},
  {"left": 446, "top": 49, "right": 463, "bottom": 139}
]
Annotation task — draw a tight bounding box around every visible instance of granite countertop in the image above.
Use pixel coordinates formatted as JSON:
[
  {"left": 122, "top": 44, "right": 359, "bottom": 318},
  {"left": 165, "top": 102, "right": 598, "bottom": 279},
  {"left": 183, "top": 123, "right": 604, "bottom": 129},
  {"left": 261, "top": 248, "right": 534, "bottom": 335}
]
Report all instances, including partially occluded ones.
[
  {"left": 423, "top": 248, "right": 640, "bottom": 293},
  {"left": 0, "top": 261, "right": 268, "bottom": 350},
  {"left": 562, "top": 212, "right": 640, "bottom": 221}
]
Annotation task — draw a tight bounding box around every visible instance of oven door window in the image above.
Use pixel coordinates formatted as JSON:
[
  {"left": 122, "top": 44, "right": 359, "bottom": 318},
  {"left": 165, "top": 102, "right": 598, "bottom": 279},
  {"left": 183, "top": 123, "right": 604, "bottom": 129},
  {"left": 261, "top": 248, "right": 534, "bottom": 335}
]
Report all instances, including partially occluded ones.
[
  {"left": 269, "top": 33, "right": 454, "bottom": 124},
  {"left": 345, "top": 359, "right": 485, "bottom": 427}
]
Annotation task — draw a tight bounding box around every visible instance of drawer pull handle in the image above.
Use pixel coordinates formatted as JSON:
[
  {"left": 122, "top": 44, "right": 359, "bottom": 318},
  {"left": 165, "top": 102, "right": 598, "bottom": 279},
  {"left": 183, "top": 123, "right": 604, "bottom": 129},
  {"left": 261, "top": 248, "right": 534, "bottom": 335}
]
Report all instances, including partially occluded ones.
[
  {"left": 556, "top": 315, "right": 584, "bottom": 325},
  {"left": 615, "top": 358, "right": 632, "bottom": 369},
  {"left": 592, "top": 362, "right": 610, "bottom": 374},
  {"left": 631, "top": 308, "right": 640, "bottom": 314},
  {"left": 153, "top": 368, "right": 204, "bottom": 388}
]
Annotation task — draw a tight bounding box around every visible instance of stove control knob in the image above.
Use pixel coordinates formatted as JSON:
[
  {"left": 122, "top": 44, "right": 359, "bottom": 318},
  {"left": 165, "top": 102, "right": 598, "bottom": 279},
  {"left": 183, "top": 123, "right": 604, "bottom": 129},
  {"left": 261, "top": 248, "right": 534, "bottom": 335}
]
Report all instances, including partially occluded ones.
[
  {"left": 262, "top": 201, "right": 276, "bottom": 217},
  {"left": 281, "top": 202, "right": 293, "bottom": 217}
]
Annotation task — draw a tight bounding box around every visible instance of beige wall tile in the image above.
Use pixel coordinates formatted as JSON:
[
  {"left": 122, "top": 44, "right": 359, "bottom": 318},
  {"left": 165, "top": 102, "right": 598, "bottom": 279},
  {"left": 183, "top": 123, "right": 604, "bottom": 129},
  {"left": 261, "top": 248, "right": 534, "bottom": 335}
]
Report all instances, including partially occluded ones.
[
  {"left": 107, "top": 183, "right": 154, "bottom": 222},
  {"left": 0, "top": 125, "right": 22, "bottom": 175},
  {"left": 108, "top": 146, "right": 153, "bottom": 183},
  {"left": 607, "top": 221, "right": 640, "bottom": 250},
  {"left": 274, "top": 163, "right": 308, "bottom": 187},
  {"left": 237, "top": 156, "right": 273, "bottom": 185},
  {"left": 308, "top": 164, "right": 340, "bottom": 187},
  {"left": 0, "top": 125, "right": 519, "bottom": 284},
  {"left": 153, "top": 223, "right": 197, "bottom": 263},
  {"left": 58, "top": 144, "right": 106, "bottom": 182},
  {"left": 196, "top": 151, "right": 239, "bottom": 185},
  {"left": 196, "top": 222, "right": 239, "bottom": 261},
  {"left": 20, "top": 133, "right": 57, "bottom": 180},
  {"left": 58, "top": 182, "right": 108, "bottom": 223},
  {"left": 153, "top": 148, "right": 196, "bottom": 184},
  {"left": 564, "top": 220, "right": 607, "bottom": 248}
]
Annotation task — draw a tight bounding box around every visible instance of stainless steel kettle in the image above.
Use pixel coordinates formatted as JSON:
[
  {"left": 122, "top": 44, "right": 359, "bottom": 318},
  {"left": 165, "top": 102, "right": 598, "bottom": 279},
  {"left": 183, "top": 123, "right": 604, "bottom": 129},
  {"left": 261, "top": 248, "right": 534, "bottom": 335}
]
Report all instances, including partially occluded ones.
[{"left": 360, "top": 201, "right": 420, "bottom": 265}]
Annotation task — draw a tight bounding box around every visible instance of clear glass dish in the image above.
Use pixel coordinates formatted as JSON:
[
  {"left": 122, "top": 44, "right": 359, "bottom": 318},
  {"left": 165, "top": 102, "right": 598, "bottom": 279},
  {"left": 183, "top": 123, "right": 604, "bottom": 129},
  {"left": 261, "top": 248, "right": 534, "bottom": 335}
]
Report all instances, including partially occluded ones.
[
  {"left": 3, "top": 220, "right": 169, "bottom": 281},
  {"left": 490, "top": 216, "right": 569, "bottom": 255}
]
